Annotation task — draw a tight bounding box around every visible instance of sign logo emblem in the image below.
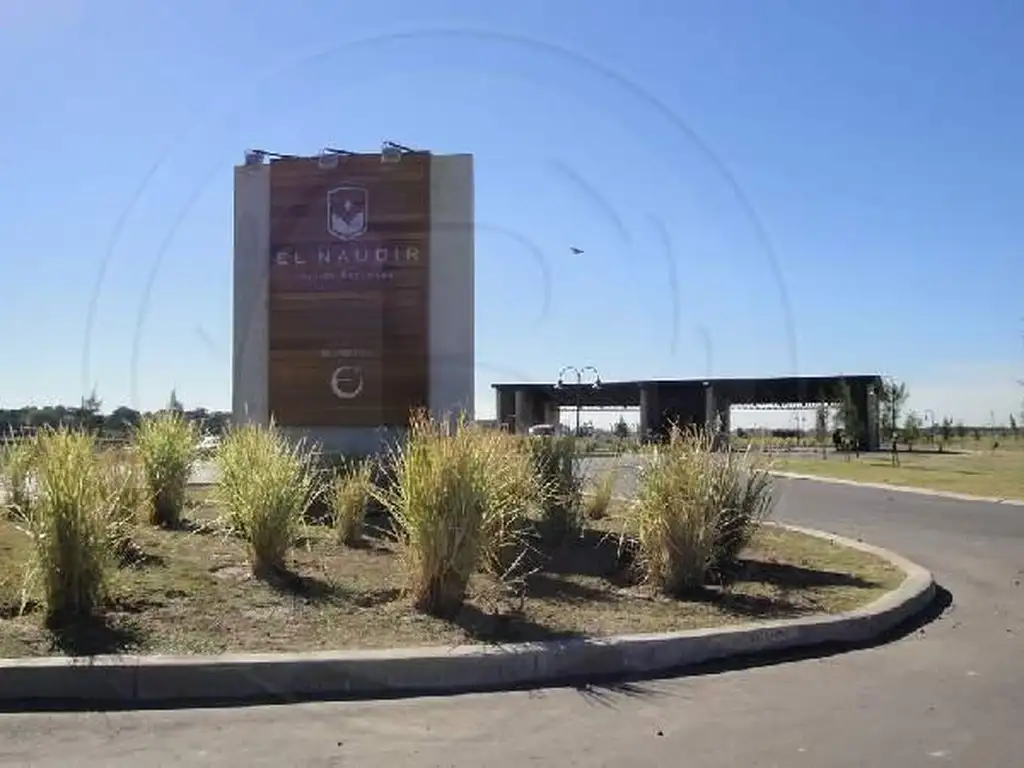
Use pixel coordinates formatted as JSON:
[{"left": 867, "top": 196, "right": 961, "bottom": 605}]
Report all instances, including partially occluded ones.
[
  {"left": 330, "top": 366, "right": 364, "bottom": 400},
  {"left": 327, "top": 186, "right": 368, "bottom": 241}
]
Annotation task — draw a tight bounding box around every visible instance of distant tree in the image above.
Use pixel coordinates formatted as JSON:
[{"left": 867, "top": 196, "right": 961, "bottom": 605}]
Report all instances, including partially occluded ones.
[
  {"left": 167, "top": 388, "right": 184, "bottom": 413},
  {"left": 1010, "top": 413, "right": 1019, "bottom": 441},
  {"left": 939, "top": 417, "right": 953, "bottom": 453},
  {"left": 903, "top": 412, "right": 922, "bottom": 451},
  {"left": 106, "top": 406, "right": 141, "bottom": 435},
  {"left": 186, "top": 407, "right": 212, "bottom": 435},
  {"left": 972, "top": 427, "right": 982, "bottom": 442},
  {"left": 82, "top": 387, "right": 102, "bottom": 415},
  {"left": 613, "top": 416, "right": 630, "bottom": 440},
  {"left": 0, "top": 402, "right": 229, "bottom": 440},
  {"left": 79, "top": 387, "right": 104, "bottom": 432},
  {"left": 832, "top": 380, "right": 862, "bottom": 457},
  {"left": 955, "top": 421, "right": 968, "bottom": 440},
  {"left": 814, "top": 403, "right": 829, "bottom": 457},
  {"left": 205, "top": 411, "right": 232, "bottom": 435},
  {"left": 878, "top": 379, "right": 909, "bottom": 439}
]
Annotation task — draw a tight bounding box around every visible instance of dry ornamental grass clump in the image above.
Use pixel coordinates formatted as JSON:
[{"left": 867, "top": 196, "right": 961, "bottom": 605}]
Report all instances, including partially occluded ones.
[
  {"left": 1, "top": 436, "right": 37, "bottom": 518},
  {"left": 330, "top": 458, "right": 375, "bottom": 547},
  {"left": 134, "top": 412, "right": 199, "bottom": 528},
  {"left": 373, "top": 413, "right": 541, "bottom": 619},
  {"left": 12, "top": 428, "right": 121, "bottom": 621},
  {"left": 626, "top": 428, "right": 776, "bottom": 595},
  {"left": 214, "top": 422, "right": 320, "bottom": 578},
  {"left": 97, "top": 448, "right": 146, "bottom": 558},
  {"left": 478, "top": 429, "right": 542, "bottom": 583},
  {"left": 529, "top": 435, "right": 583, "bottom": 542},
  {"left": 585, "top": 465, "right": 617, "bottom": 520}
]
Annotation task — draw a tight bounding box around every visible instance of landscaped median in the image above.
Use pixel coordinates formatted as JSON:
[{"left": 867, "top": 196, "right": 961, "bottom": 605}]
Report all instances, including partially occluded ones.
[{"left": 0, "top": 419, "right": 934, "bottom": 707}]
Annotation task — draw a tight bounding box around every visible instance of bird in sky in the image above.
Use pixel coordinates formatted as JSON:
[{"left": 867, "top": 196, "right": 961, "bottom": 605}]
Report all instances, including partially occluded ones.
[{"left": 569, "top": 246, "right": 584, "bottom": 255}]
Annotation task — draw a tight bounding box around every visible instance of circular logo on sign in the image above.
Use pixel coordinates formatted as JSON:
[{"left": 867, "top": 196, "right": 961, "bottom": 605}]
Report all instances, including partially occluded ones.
[{"left": 330, "top": 366, "right": 364, "bottom": 400}]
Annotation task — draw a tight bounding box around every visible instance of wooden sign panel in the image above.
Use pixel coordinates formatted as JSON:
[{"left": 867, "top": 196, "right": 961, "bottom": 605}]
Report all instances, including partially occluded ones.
[{"left": 267, "top": 153, "right": 430, "bottom": 427}]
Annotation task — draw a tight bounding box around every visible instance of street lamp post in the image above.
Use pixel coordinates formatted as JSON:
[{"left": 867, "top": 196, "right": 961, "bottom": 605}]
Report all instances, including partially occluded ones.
[{"left": 555, "top": 365, "right": 601, "bottom": 437}]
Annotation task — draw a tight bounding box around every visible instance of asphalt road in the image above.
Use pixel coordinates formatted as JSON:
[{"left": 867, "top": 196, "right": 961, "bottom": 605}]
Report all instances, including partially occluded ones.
[
  {"left": 3, "top": 459, "right": 1023, "bottom": 767},
  {"left": 187, "top": 456, "right": 636, "bottom": 487}
]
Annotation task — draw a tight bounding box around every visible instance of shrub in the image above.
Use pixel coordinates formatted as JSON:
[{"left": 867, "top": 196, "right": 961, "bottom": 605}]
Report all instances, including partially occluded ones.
[
  {"left": 1, "top": 436, "right": 37, "bottom": 517},
  {"left": 625, "top": 428, "right": 775, "bottom": 596},
  {"left": 374, "top": 413, "right": 539, "bottom": 618},
  {"left": 13, "top": 428, "right": 117, "bottom": 620},
  {"left": 215, "top": 422, "right": 319, "bottom": 577},
  {"left": 135, "top": 412, "right": 199, "bottom": 527},
  {"left": 330, "top": 458, "right": 375, "bottom": 547},
  {"left": 585, "top": 465, "right": 616, "bottom": 520},
  {"left": 529, "top": 435, "right": 583, "bottom": 542}
]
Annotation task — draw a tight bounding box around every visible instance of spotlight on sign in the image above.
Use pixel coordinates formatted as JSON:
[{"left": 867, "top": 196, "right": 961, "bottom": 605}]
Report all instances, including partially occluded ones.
[
  {"left": 317, "top": 149, "right": 339, "bottom": 170},
  {"left": 381, "top": 140, "right": 417, "bottom": 164},
  {"left": 381, "top": 143, "right": 403, "bottom": 164}
]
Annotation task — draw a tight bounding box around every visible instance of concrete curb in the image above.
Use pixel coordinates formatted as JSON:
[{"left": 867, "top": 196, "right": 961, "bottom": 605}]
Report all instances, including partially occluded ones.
[
  {"left": 771, "top": 470, "right": 1024, "bottom": 506},
  {"left": 0, "top": 525, "right": 935, "bottom": 708}
]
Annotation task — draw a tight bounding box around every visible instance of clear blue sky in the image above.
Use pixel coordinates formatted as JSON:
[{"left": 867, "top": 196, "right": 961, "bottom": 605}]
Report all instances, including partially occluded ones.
[{"left": 1, "top": 0, "right": 1022, "bottom": 427}]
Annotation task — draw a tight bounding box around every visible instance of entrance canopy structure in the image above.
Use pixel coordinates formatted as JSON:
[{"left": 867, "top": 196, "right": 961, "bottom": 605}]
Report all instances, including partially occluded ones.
[{"left": 492, "top": 374, "right": 883, "bottom": 450}]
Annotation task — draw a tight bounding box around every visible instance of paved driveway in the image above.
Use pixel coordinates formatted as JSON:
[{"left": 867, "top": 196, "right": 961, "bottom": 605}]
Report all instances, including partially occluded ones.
[{"left": 3, "top": 470, "right": 1022, "bottom": 766}]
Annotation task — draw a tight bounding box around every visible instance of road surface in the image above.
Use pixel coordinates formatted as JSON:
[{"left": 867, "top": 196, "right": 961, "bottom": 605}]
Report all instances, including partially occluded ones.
[
  {"left": 2, "top": 461, "right": 1022, "bottom": 766},
  {"left": 186, "top": 456, "right": 636, "bottom": 487}
]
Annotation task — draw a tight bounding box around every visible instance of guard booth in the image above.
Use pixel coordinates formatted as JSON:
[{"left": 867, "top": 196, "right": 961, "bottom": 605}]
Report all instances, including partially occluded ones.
[{"left": 492, "top": 374, "right": 882, "bottom": 451}]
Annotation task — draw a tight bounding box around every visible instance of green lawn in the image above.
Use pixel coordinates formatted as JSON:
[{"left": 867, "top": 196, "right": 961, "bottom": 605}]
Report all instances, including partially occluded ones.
[{"left": 772, "top": 446, "right": 1024, "bottom": 501}]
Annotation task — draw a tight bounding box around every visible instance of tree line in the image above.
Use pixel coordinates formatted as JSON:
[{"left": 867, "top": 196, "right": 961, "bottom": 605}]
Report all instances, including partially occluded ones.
[
  {"left": 814, "top": 378, "right": 1021, "bottom": 453},
  {"left": 0, "top": 389, "right": 230, "bottom": 441}
]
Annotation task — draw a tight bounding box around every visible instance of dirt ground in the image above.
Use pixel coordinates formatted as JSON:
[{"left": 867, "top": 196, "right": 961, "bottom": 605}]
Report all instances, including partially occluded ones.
[{"left": 0, "top": 496, "right": 904, "bottom": 658}]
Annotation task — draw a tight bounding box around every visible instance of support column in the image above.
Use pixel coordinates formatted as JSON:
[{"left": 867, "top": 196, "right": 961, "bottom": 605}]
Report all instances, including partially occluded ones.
[
  {"left": 704, "top": 384, "right": 716, "bottom": 433},
  {"left": 865, "top": 386, "right": 880, "bottom": 451},
  {"left": 514, "top": 390, "right": 549, "bottom": 434},
  {"left": 542, "top": 399, "right": 560, "bottom": 428},
  {"left": 639, "top": 384, "right": 660, "bottom": 442},
  {"left": 428, "top": 154, "right": 475, "bottom": 422},
  {"left": 514, "top": 390, "right": 530, "bottom": 435},
  {"left": 718, "top": 400, "right": 731, "bottom": 436},
  {"left": 496, "top": 389, "right": 515, "bottom": 432},
  {"left": 864, "top": 385, "right": 880, "bottom": 450},
  {"left": 530, "top": 394, "right": 546, "bottom": 427},
  {"left": 232, "top": 163, "right": 270, "bottom": 427},
  {"left": 850, "top": 382, "right": 874, "bottom": 452}
]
